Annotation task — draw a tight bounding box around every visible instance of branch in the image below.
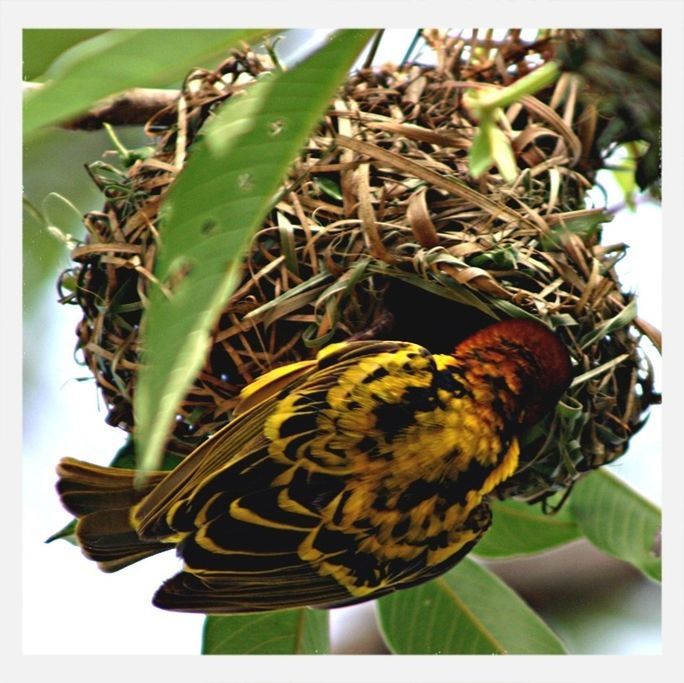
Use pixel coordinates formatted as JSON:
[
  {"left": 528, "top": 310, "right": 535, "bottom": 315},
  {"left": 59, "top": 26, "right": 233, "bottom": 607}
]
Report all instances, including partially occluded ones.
[{"left": 23, "top": 81, "right": 180, "bottom": 130}]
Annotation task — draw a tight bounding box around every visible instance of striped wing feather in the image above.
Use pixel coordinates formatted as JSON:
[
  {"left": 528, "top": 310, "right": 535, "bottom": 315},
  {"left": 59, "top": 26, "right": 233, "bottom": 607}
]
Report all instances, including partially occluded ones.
[
  {"left": 134, "top": 340, "right": 417, "bottom": 539},
  {"left": 137, "top": 340, "right": 492, "bottom": 612},
  {"left": 153, "top": 503, "right": 491, "bottom": 613}
]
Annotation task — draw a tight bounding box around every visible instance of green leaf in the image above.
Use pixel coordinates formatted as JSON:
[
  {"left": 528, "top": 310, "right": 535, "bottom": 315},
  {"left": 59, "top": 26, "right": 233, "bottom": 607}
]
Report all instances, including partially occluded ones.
[
  {"left": 472, "top": 498, "right": 581, "bottom": 558},
  {"left": 468, "top": 114, "right": 517, "bottom": 182},
  {"left": 45, "top": 519, "right": 78, "bottom": 545},
  {"left": 466, "top": 61, "right": 561, "bottom": 112},
  {"left": 468, "top": 113, "right": 495, "bottom": 179},
  {"left": 376, "top": 557, "right": 567, "bottom": 654},
  {"left": 539, "top": 210, "right": 612, "bottom": 251},
  {"left": 488, "top": 125, "right": 517, "bottom": 183},
  {"left": 202, "top": 610, "right": 329, "bottom": 654},
  {"left": 469, "top": 245, "right": 518, "bottom": 269},
  {"left": 313, "top": 176, "right": 343, "bottom": 201},
  {"left": 465, "top": 61, "right": 561, "bottom": 182},
  {"left": 23, "top": 29, "right": 107, "bottom": 81},
  {"left": 612, "top": 158, "right": 637, "bottom": 210},
  {"left": 569, "top": 468, "right": 661, "bottom": 581},
  {"left": 134, "top": 30, "right": 374, "bottom": 474},
  {"left": 108, "top": 437, "right": 183, "bottom": 472},
  {"left": 23, "top": 28, "right": 271, "bottom": 136},
  {"left": 611, "top": 142, "right": 649, "bottom": 210}
]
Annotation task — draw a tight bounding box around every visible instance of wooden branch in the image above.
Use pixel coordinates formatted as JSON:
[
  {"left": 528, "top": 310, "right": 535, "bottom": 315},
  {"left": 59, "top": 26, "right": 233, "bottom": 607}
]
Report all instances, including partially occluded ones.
[{"left": 23, "top": 81, "right": 180, "bottom": 130}]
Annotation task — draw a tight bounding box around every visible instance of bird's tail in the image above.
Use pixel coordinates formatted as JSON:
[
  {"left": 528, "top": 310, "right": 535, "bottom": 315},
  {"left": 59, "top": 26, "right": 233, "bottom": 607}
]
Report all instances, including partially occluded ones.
[{"left": 55, "top": 457, "right": 172, "bottom": 572}]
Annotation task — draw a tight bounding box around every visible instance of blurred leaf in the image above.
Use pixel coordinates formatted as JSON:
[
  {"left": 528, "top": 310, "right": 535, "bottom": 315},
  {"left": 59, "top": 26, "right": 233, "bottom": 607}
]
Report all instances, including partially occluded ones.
[
  {"left": 469, "top": 245, "right": 518, "bottom": 269},
  {"left": 134, "top": 30, "right": 374, "bottom": 474},
  {"left": 467, "top": 61, "right": 561, "bottom": 113},
  {"left": 611, "top": 141, "right": 651, "bottom": 208},
  {"left": 570, "top": 468, "right": 661, "bottom": 581},
  {"left": 612, "top": 159, "right": 637, "bottom": 210},
  {"left": 540, "top": 211, "right": 612, "bottom": 251},
  {"left": 109, "top": 437, "right": 183, "bottom": 472},
  {"left": 488, "top": 125, "right": 517, "bottom": 183},
  {"left": 376, "top": 557, "right": 567, "bottom": 654},
  {"left": 313, "top": 176, "right": 343, "bottom": 201},
  {"left": 23, "top": 28, "right": 271, "bottom": 136},
  {"left": 465, "top": 61, "right": 560, "bottom": 182},
  {"left": 202, "top": 610, "right": 329, "bottom": 654},
  {"left": 468, "top": 113, "right": 495, "bottom": 179},
  {"left": 23, "top": 29, "right": 106, "bottom": 81},
  {"left": 473, "top": 498, "right": 581, "bottom": 558},
  {"left": 468, "top": 113, "right": 517, "bottom": 183}
]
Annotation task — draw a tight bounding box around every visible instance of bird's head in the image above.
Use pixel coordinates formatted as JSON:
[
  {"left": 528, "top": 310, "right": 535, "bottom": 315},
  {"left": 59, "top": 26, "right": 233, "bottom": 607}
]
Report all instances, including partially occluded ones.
[{"left": 453, "top": 318, "right": 573, "bottom": 428}]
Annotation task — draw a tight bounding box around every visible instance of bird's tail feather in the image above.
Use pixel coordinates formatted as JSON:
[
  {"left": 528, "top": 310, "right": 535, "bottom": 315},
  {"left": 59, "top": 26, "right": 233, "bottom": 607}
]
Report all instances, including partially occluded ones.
[{"left": 55, "top": 457, "right": 172, "bottom": 572}]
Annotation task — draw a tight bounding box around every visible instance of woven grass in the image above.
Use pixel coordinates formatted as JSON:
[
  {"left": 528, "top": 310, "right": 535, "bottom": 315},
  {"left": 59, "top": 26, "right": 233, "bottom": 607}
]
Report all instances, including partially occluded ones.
[{"left": 59, "top": 29, "right": 661, "bottom": 501}]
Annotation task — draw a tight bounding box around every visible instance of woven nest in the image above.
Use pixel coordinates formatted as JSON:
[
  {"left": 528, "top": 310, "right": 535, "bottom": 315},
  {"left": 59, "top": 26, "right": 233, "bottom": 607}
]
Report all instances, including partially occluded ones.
[{"left": 59, "top": 29, "right": 661, "bottom": 502}]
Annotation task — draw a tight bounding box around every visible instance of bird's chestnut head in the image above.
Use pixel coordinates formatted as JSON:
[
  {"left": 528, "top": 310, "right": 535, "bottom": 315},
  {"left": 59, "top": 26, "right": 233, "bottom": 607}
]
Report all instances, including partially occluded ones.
[{"left": 454, "top": 318, "right": 573, "bottom": 427}]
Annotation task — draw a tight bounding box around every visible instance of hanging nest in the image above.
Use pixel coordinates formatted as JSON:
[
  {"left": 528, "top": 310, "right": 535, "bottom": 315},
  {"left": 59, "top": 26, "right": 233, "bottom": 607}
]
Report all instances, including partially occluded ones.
[{"left": 58, "top": 29, "right": 661, "bottom": 503}]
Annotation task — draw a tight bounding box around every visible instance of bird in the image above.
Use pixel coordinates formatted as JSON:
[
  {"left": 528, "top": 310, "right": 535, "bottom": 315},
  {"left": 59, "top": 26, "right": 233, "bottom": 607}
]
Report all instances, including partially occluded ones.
[{"left": 55, "top": 317, "right": 572, "bottom": 614}]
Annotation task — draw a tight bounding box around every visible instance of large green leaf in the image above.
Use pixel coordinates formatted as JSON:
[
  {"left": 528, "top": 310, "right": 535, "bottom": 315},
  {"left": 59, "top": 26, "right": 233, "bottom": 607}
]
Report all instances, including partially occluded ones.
[
  {"left": 569, "top": 468, "right": 661, "bottom": 581},
  {"left": 202, "top": 610, "right": 329, "bottom": 654},
  {"left": 376, "top": 557, "right": 567, "bottom": 654},
  {"left": 22, "top": 29, "right": 106, "bottom": 81},
  {"left": 473, "top": 498, "right": 581, "bottom": 559},
  {"left": 134, "top": 30, "right": 374, "bottom": 474},
  {"left": 23, "top": 28, "right": 271, "bottom": 136}
]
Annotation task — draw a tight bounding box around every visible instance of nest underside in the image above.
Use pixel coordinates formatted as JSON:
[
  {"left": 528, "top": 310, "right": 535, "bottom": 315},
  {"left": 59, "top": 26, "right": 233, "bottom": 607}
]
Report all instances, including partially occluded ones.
[{"left": 59, "top": 29, "right": 661, "bottom": 502}]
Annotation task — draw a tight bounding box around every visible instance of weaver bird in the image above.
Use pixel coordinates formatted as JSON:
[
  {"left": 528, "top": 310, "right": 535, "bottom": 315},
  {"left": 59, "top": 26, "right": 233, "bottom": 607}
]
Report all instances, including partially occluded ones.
[{"left": 56, "top": 318, "right": 571, "bottom": 613}]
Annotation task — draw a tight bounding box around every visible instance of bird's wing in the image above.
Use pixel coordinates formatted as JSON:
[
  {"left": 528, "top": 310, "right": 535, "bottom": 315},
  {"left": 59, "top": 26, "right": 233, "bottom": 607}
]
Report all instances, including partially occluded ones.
[
  {"left": 133, "top": 339, "right": 426, "bottom": 540},
  {"left": 133, "top": 398, "right": 276, "bottom": 539},
  {"left": 152, "top": 506, "right": 490, "bottom": 614},
  {"left": 140, "top": 338, "right": 505, "bottom": 613},
  {"left": 230, "top": 359, "right": 316, "bottom": 417}
]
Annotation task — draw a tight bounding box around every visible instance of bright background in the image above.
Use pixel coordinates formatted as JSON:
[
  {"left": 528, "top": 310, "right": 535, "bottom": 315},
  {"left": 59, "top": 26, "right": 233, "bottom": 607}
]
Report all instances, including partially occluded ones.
[{"left": 21, "top": 29, "right": 662, "bottom": 655}]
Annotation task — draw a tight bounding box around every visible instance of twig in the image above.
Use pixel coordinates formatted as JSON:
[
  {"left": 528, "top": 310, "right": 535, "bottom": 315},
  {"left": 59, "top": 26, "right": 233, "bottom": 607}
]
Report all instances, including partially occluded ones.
[
  {"left": 361, "top": 30, "right": 385, "bottom": 70},
  {"left": 23, "top": 81, "right": 179, "bottom": 130}
]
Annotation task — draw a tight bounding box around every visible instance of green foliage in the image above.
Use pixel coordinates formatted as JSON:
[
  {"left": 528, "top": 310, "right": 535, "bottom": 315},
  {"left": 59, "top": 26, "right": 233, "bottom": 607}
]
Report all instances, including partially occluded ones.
[
  {"left": 23, "top": 29, "right": 271, "bottom": 136},
  {"left": 468, "top": 111, "right": 518, "bottom": 183},
  {"left": 45, "top": 519, "right": 78, "bottom": 546},
  {"left": 23, "top": 29, "right": 106, "bottom": 81},
  {"left": 570, "top": 468, "right": 661, "bottom": 581},
  {"left": 609, "top": 142, "right": 651, "bottom": 209},
  {"left": 465, "top": 61, "right": 561, "bottom": 182},
  {"left": 376, "top": 557, "right": 567, "bottom": 654},
  {"left": 473, "top": 498, "right": 581, "bottom": 559},
  {"left": 202, "top": 610, "right": 329, "bottom": 654},
  {"left": 134, "top": 29, "right": 374, "bottom": 475},
  {"left": 539, "top": 211, "right": 612, "bottom": 251}
]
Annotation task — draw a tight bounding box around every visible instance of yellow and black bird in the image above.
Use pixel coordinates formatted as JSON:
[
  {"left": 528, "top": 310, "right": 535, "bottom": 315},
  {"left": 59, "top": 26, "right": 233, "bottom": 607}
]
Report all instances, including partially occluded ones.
[{"left": 56, "top": 318, "right": 572, "bottom": 613}]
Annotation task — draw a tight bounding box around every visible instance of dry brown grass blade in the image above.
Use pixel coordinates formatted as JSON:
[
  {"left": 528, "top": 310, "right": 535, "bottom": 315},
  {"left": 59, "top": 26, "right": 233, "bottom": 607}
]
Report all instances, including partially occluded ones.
[
  {"left": 407, "top": 187, "right": 440, "bottom": 248},
  {"left": 634, "top": 316, "right": 662, "bottom": 353},
  {"left": 71, "top": 243, "right": 143, "bottom": 259},
  {"left": 355, "top": 162, "right": 393, "bottom": 261},
  {"left": 336, "top": 135, "right": 540, "bottom": 231}
]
